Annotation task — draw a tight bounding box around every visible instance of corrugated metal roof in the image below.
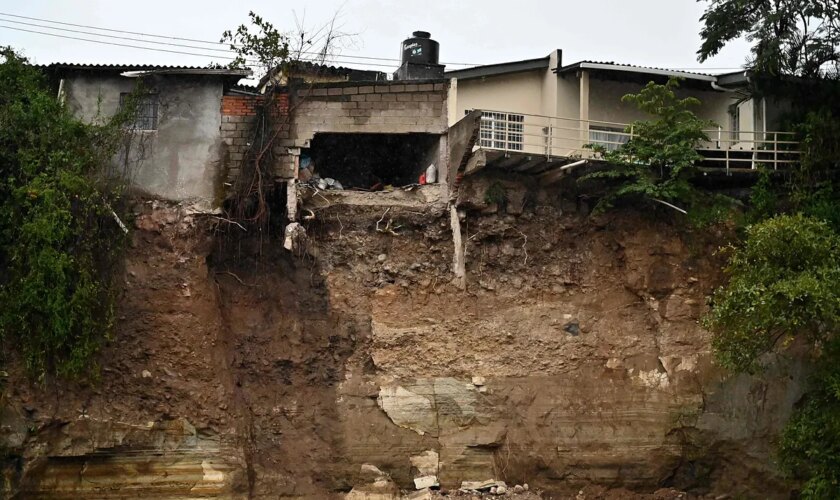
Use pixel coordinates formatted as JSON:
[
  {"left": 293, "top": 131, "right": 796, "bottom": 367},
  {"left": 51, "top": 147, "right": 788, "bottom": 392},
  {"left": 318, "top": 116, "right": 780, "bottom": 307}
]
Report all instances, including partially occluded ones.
[
  {"left": 228, "top": 83, "right": 261, "bottom": 95},
  {"left": 37, "top": 63, "right": 251, "bottom": 77},
  {"left": 257, "top": 61, "right": 387, "bottom": 88},
  {"left": 556, "top": 61, "right": 717, "bottom": 80},
  {"left": 39, "top": 62, "right": 218, "bottom": 70}
]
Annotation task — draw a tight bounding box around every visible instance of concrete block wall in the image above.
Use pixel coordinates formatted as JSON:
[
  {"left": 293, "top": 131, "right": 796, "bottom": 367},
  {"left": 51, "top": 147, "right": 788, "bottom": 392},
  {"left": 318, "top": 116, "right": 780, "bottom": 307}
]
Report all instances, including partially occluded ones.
[
  {"left": 289, "top": 81, "right": 448, "bottom": 142},
  {"left": 220, "top": 93, "right": 292, "bottom": 187},
  {"left": 221, "top": 81, "right": 448, "bottom": 186}
]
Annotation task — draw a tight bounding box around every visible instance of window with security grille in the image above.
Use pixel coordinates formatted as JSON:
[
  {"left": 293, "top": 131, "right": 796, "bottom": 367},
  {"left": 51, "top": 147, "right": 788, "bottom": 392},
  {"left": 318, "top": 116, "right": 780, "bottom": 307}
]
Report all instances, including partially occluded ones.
[
  {"left": 120, "top": 93, "right": 159, "bottom": 130},
  {"left": 468, "top": 110, "right": 524, "bottom": 151}
]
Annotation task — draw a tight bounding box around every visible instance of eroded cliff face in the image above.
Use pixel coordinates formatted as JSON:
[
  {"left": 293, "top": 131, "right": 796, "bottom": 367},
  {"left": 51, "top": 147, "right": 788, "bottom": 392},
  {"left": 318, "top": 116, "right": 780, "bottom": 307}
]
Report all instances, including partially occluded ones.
[{"left": 0, "top": 181, "right": 805, "bottom": 499}]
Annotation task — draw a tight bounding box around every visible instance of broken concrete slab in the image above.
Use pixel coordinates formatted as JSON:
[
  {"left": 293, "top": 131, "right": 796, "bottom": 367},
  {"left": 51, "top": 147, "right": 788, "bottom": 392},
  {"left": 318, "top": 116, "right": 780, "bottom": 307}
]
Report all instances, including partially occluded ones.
[
  {"left": 413, "top": 475, "right": 439, "bottom": 489},
  {"left": 299, "top": 184, "right": 447, "bottom": 212},
  {"left": 410, "top": 450, "right": 439, "bottom": 478},
  {"left": 283, "top": 222, "right": 306, "bottom": 252}
]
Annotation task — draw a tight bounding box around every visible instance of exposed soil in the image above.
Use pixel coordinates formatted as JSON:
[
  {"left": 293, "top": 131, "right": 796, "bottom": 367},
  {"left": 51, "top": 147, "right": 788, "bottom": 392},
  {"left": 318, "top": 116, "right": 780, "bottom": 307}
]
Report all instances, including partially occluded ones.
[{"left": 0, "top": 177, "right": 804, "bottom": 499}]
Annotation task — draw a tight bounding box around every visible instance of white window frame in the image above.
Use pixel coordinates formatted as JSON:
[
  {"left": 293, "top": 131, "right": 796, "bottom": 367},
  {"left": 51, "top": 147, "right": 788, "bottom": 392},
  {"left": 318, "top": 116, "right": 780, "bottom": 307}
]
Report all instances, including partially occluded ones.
[{"left": 468, "top": 110, "right": 524, "bottom": 151}]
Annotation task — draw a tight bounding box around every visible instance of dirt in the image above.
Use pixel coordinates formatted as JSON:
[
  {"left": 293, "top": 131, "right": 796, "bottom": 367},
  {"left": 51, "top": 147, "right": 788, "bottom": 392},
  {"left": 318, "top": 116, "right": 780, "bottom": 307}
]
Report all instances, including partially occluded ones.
[{"left": 0, "top": 177, "right": 804, "bottom": 499}]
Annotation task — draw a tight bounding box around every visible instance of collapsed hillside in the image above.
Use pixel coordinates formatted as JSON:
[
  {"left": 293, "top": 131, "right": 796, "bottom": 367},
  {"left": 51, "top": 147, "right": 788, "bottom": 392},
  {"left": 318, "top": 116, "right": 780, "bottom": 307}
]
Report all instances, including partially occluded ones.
[{"left": 0, "top": 175, "right": 806, "bottom": 499}]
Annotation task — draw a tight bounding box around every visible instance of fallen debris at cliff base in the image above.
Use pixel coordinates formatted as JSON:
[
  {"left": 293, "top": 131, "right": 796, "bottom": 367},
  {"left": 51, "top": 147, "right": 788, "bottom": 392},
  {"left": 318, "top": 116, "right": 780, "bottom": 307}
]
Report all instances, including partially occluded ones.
[
  {"left": 460, "top": 479, "right": 507, "bottom": 493},
  {"left": 415, "top": 484, "right": 700, "bottom": 498}
]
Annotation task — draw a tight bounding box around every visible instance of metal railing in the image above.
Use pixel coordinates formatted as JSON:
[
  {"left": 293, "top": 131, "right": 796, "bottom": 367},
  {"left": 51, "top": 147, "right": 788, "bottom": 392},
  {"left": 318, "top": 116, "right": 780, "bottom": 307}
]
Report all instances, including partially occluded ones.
[{"left": 472, "top": 109, "right": 801, "bottom": 172}]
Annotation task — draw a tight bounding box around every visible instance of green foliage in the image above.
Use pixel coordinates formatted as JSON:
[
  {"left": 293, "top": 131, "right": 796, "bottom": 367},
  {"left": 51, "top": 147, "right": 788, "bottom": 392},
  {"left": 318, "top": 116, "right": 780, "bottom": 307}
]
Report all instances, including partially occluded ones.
[
  {"left": 793, "top": 183, "right": 840, "bottom": 232},
  {"left": 698, "top": 0, "right": 840, "bottom": 78},
  {"left": 688, "top": 193, "right": 740, "bottom": 228},
  {"left": 221, "top": 11, "right": 290, "bottom": 73},
  {"left": 797, "top": 109, "right": 840, "bottom": 182},
  {"left": 704, "top": 214, "right": 840, "bottom": 373},
  {"left": 780, "top": 340, "right": 840, "bottom": 499},
  {"left": 579, "top": 78, "right": 717, "bottom": 215},
  {"left": 698, "top": 4, "right": 840, "bottom": 494},
  {"left": 221, "top": 12, "right": 300, "bottom": 225},
  {"left": 745, "top": 169, "right": 781, "bottom": 224},
  {"left": 0, "top": 48, "right": 132, "bottom": 379},
  {"left": 484, "top": 181, "right": 507, "bottom": 206}
]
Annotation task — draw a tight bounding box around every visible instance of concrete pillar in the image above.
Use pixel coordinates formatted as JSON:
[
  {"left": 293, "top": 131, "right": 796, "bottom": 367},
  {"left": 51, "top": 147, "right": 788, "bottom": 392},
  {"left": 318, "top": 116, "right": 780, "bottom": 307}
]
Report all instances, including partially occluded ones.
[
  {"left": 447, "top": 78, "right": 459, "bottom": 127},
  {"left": 286, "top": 178, "right": 298, "bottom": 222},
  {"left": 450, "top": 205, "right": 466, "bottom": 289},
  {"left": 579, "top": 69, "right": 590, "bottom": 150}
]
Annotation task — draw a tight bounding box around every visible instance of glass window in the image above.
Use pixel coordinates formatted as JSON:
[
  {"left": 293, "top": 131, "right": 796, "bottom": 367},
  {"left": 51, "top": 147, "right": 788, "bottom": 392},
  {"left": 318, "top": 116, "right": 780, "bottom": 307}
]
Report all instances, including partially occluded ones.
[
  {"left": 120, "top": 93, "right": 159, "bottom": 130},
  {"left": 468, "top": 110, "right": 524, "bottom": 151},
  {"left": 589, "top": 125, "right": 629, "bottom": 152}
]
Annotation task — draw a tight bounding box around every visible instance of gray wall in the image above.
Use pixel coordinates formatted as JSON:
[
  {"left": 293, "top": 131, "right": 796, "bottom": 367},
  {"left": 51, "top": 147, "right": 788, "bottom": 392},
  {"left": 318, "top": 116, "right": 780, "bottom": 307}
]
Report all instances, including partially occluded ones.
[{"left": 64, "top": 74, "right": 224, "bottom": 207}]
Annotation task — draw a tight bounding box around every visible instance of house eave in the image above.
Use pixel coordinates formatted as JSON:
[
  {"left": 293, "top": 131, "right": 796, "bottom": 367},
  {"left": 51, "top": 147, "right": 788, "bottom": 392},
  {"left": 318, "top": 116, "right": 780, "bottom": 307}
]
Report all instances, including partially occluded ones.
[{"left": 120, "top": 68, "right": 252, "bottom": 78}]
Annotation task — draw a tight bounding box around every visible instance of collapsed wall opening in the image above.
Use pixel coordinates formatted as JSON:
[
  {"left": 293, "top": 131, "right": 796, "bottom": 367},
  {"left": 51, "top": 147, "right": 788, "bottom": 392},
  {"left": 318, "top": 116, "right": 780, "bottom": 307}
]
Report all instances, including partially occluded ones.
[{"left": 302, "top": 133, "right": 441, "bottom": 190}]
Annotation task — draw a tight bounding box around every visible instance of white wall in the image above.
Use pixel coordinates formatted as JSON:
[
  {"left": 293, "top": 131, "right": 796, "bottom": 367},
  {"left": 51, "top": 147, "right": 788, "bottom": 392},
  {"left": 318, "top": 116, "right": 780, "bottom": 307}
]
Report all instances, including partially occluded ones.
[
  {"left": 587, "top": 77, "right": 735, "bottom": 129},
  {"left": 452, "top": 70, "right": 548, "bottom": 154},
  {"left": 453, "top": 70, "right": 546, "bottom": 119}
]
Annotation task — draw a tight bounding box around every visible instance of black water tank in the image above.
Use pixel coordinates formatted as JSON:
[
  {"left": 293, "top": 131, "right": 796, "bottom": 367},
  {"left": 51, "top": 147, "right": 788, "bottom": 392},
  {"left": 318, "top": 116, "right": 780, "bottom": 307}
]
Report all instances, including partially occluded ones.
[{"left": 401, "top": 31, "right": 439, "bottom": 66}]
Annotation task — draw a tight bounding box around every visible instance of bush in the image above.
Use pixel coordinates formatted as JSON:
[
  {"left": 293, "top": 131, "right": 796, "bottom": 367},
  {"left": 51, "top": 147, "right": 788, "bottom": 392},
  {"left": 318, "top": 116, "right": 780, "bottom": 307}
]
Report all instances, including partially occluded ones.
[
  {"left": 704, "top": 214, "right": 840, "bottom": 373},
  {"left": 0, "top": 48, "right": 134, "bottom": 379}
]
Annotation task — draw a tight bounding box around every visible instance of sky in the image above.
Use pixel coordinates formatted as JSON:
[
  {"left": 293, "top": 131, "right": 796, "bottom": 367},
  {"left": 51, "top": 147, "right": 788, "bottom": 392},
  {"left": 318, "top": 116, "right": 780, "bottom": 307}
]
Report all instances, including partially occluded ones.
[{"left": 0, "top": 0, "right": 752, "bottom": 76}]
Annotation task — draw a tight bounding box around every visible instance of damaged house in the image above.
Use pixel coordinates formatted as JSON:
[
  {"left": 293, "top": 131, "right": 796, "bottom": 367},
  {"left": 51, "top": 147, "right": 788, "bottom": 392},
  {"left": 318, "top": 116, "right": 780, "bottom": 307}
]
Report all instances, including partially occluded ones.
[
  {"left": 44, "top": 31, "right": 454, "bottom": 221},
  {"left": 43, "top": 63, "right": 251, "bottom": 209},
  {"left": 44, "top": 33, "right": 802, "bottom": 224},
  {"left": 16, "top": 30, "right": 817, "bottom": 499},
  {"left": 446, "top": 50, "right": 799, "bottom": 174}
]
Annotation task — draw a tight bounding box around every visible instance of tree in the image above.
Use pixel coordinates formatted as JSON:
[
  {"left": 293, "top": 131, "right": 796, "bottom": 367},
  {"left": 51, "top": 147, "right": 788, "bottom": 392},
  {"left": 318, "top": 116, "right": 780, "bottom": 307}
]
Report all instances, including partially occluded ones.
[
  {"left": 580, "top": 78, "right": 717, "bottom": 215},
  {"left": 698, "top": 4, "right": 840, "bottom": 495},
  {"left": 698, "top": 0, "right": 840, "bottom": 78},
  {"left": 0, "top": 48, "right": 136, "bottom": 379}
]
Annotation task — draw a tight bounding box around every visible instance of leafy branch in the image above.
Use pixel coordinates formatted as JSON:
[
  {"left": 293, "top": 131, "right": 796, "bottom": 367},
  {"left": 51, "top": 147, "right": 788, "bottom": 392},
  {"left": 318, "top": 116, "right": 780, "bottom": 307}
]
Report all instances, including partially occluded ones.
[{"left": 579, "top": 78, "right": 719, "bottom": 216}]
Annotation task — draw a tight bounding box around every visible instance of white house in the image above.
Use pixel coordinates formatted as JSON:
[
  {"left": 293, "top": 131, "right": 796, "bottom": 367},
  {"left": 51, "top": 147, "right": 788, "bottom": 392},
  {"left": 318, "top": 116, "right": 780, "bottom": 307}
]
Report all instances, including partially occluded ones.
[{"left": 445, "top": 50, "right": 796, "bottom": 172}]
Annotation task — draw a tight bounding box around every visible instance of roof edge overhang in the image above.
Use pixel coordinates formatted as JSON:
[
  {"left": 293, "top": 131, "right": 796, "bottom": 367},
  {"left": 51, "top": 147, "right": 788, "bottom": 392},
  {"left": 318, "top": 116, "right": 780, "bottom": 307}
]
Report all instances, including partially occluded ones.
[
  {"left": 120, "top": 68, "right": 252, "bottom": 78},
  {"left": 715, "top": 70, "right": 752, "bottom": 87},
  {"left": 555, "top": 62, "right": 717, "bottom": 82},
  {"left": 445, "top": 56, "right": 550, "bottom": 80}
]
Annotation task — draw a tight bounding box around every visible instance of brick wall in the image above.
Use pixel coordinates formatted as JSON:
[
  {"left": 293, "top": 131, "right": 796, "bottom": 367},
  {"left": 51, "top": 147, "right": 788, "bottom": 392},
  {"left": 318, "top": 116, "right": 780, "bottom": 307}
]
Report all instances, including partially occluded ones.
[
  {"left": 289, "top": 81, "right": 448, "bottom": 143},
  {"left": 220, "top": 93, "right": 292, "bottom": 186}
]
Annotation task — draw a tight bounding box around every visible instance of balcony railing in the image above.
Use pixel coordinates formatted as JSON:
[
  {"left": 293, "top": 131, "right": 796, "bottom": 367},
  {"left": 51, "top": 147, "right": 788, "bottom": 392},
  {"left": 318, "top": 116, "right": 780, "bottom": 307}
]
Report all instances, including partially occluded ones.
[{"left": 472, "top": 109, "right": 801, "bottom": 173}]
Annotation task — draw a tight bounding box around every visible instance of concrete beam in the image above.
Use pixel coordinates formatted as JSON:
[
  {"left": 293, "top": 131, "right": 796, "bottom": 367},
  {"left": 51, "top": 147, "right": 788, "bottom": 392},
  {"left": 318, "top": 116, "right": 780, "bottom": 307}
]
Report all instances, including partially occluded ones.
[
  {"left": 539, "top": 159, "right": 588, "bottom": 186},
  {"left": 464, "top": 148, "right": 487, "bottom": 176}
]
